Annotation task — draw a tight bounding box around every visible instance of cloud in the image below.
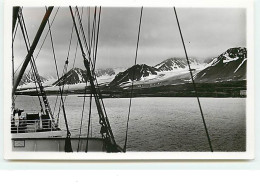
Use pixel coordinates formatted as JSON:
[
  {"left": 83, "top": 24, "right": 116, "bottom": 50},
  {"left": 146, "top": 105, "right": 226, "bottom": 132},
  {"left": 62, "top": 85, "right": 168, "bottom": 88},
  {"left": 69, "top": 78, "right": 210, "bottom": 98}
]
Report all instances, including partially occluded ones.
[{"left": 14, "top": 7, "right": 246, "bottom": 76}]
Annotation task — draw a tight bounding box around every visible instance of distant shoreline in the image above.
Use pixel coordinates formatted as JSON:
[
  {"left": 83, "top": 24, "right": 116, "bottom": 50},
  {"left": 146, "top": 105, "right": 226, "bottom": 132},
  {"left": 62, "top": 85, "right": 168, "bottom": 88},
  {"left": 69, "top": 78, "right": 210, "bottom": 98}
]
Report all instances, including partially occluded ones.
[{"left": 15, "top": 80, "right": 247, "bottom": 98}]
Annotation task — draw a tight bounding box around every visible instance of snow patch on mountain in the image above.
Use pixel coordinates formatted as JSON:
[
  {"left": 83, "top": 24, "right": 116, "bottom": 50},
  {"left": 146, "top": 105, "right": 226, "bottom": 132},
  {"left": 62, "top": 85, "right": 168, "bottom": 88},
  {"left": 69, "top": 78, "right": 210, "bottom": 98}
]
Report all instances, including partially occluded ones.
[
  {"left": 223, "top": 56, "right": 239, "bottom": 63},
  {"left": 154, "top": 57, "right": 205, "bottom": 72},
  {"left": 194, "top": 47, "right": 247, "bottom": 82},
  {"left": 234, "top": 58, "right": 246, "bottom": 73}
]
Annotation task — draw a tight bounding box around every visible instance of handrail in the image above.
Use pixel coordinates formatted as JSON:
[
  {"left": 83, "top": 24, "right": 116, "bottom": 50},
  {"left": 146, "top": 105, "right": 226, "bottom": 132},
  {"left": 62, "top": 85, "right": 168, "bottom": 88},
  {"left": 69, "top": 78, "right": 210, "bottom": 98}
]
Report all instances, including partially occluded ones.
[
  {"left": 11, "top": 118, "right": 56, "bottom": 133},
  {"left": 11, "top": 119, "right": 53, "bottom": 122}
]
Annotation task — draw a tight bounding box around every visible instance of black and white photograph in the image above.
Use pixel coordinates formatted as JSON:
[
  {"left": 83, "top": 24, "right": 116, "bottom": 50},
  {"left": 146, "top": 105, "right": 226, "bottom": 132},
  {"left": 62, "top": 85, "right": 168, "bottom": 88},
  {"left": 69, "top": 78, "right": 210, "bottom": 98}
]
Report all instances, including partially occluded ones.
[{"left": 4, "top": 0, "right": 254, "bottom": 159}]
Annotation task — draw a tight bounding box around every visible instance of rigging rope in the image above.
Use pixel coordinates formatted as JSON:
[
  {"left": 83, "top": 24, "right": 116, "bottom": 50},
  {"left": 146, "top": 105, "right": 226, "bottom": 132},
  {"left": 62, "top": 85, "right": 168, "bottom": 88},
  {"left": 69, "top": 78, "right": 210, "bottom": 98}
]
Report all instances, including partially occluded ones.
[
  {"left": 93, "top": 7, "right": 101, "bottom": 70},
  {"left": 53, "top": 8, "right": 81, "bottom": 119},
  {"left": 66, "top": 22, "right": 74, "bottom": 60},
  {"left": 75, "top": 6, "right": 100, "bottom": 152},
  {"left": 75, "top": 7, "right": 91, "bottom": 57},
  {"left": 70, "top": 6, "right": 119, "bottom": 152},
  {"left": 46, "top": 7, "right": 72, "bottom": 152},
  {"left": 77, "top": 85, "right": 88, "bottom": 152},
  {"left": 86, "top": 6, "right": 101, "bottom": 152},
  {"left": 90, "top": 7, "right": 97, "bottom": 60},
  {"left": 123, "top": 7, "right": 143, "bottom": 152},
  {"left": 56, "top": 60, "right": 69, "bottom": 125},
  {"left": 54, "top": 9, "right": 82, "bottom": 128},
  {"left": 173, "top": 7, "right": 213, "bottom": 152},
  {"left": 54, "top": 15, "right": 75, "bottom": 124},
  {"left": 88, "top": 7, "right": 91, "bottom": 51},
  {"left": 86, "top": 93, "right": 93, "bottom": 152},
  {"left": 78, "top": 8, "right": 92, "bottom": 151},
  {"left": 62, "top": 8, "right": 82, "bottom": 98},
  {"left": 34, "top": 7, "right": 60, "bottom": 60}
]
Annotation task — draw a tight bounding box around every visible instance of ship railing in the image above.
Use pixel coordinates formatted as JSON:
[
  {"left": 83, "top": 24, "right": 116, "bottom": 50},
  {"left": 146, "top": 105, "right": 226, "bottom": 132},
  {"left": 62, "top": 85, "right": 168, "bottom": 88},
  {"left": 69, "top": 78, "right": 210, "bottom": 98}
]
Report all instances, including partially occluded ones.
[{"left": 11, "top": 119, "right": 56, "bottom": 133}]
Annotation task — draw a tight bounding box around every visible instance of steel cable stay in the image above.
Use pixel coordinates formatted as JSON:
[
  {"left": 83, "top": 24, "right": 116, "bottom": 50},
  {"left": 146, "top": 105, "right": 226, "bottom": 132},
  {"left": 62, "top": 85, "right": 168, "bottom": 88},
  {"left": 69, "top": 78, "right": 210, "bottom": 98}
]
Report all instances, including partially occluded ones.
[
  {"left": 123, "top": 7, "right": 143, "bottom": 152},
  {"left": 173, "top": 7, "right": 213, "bottom": 152}
]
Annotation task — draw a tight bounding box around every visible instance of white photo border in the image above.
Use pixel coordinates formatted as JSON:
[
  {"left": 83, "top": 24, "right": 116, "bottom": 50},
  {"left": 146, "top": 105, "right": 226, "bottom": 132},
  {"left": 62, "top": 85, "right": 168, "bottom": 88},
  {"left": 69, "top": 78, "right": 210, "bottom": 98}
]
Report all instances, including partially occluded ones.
[{"left": 3, "top": 0, "right": 255, "bottom": 160}]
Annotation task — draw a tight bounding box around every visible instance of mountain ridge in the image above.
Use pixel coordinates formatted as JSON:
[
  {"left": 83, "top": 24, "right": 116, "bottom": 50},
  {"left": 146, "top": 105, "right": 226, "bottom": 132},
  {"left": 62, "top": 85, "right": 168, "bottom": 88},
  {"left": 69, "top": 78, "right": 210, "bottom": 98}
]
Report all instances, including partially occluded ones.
[{"left": 17, "top": 47, "right": 247, "bottom": 92}]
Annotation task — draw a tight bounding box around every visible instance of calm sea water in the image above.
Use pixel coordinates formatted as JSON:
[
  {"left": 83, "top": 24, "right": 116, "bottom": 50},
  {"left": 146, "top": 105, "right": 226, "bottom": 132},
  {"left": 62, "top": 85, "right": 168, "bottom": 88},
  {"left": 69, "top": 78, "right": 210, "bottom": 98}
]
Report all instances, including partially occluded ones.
[{"left": 14, "top": 95, "right": 246, "bottom": 152}]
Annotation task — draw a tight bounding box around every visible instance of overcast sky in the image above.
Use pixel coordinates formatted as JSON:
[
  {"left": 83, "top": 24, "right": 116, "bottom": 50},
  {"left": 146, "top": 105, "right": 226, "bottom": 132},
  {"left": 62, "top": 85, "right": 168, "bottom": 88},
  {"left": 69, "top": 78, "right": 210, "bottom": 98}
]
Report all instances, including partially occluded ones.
[{"left": 13, "top": 7, "right": 246, "bottom": 76}]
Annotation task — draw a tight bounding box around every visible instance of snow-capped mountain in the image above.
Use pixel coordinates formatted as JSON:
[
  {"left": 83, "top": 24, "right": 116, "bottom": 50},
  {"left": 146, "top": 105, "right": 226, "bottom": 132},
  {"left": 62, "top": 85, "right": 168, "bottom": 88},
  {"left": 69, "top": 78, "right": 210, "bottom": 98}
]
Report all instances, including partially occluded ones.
[
  {"left": 17, "top": 47, "right": 247, "bottom": 93},
  {"left": 53, "top": 68, "right": 88, "bottom": 86},
  {"left": 194, "top": 47, "right": 247, "bottom": 82},
  {"left": 17, "top": 71, "right": 49, "bottom": 90},
  {"left": 110, "top": 64, "right": 158, "bottom": 86},
  {"left": 154, "top": 57, "right": 204, "bottom": 72},
  {"left": 109, "top": 58, "right": 206, "bottom": 87},
  {"left": 18, "top": 72, "right": 47, "bottom": 86},
  {"left": 52, "top": 67, "right": 126, "bottom": 86}
]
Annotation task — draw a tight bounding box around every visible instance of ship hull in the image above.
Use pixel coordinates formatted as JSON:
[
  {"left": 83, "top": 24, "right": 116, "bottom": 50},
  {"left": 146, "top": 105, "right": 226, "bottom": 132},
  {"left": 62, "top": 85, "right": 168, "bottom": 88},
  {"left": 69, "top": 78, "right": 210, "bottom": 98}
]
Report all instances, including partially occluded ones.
[{"left": 12, "top": 137, "right": 106, "bottom": 152}]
